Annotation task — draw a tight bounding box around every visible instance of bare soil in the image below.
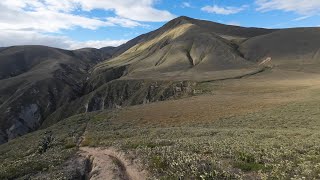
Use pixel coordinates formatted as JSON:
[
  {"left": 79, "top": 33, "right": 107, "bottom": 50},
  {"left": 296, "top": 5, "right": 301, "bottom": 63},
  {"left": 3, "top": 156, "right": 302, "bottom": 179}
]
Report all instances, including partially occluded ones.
[{"left": 80, "top": 147, "right": 148, "bottom": 180}]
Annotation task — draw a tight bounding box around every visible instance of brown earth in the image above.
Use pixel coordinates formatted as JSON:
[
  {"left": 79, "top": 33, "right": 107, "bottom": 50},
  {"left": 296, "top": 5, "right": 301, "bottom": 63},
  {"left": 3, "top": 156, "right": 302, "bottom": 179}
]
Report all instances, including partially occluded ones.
[{"left": 80, "top": 147, "right": 148, "bottom": 180}]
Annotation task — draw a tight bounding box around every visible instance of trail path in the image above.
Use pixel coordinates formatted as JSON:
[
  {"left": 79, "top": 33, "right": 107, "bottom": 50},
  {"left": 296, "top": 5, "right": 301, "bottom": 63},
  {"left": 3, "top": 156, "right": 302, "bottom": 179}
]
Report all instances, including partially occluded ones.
[{"left": 80, "top": 147, "right": 148, "bottom": 180}]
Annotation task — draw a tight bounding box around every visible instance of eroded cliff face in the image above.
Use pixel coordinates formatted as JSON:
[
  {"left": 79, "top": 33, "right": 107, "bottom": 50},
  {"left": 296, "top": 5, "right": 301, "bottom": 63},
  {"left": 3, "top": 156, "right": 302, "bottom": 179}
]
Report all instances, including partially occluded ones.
[
  {"left": 0, "top": 67, "right": 88, "bottom": 144},
  {"left": 85, "top": 80, "right": 196, "bottom": 112},
  {"left": 42, "top": 80, "right": 197, "bottom": 128},
  {"left": 5, "top": 104, "right": 41, "bottom": 140}
]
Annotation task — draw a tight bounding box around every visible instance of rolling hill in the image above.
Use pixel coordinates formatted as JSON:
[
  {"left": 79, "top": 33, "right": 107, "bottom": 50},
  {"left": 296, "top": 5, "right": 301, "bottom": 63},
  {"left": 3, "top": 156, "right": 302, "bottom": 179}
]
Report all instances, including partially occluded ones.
[{"left": 239, "top": 27, "right": 320, "bottom": 72}]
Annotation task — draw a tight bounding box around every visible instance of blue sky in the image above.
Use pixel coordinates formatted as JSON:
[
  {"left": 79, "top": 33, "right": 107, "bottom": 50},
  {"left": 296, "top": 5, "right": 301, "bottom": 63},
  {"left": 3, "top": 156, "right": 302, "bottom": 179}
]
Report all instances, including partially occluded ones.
[{"left": 0, "top": 0, "right": 319, "bottom": 49}]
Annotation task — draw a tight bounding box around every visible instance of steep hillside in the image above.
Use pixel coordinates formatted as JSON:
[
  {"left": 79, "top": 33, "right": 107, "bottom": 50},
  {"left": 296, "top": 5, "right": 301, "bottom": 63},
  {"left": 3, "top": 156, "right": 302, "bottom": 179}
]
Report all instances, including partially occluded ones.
[
  {"left": 0, "top": 46, "right": 114, "bottom": 144},
  {"left": 109, "top": 16, "right": 275, "bottom": 57},
  {"left": 88, "top": 17, "right": 274, "bottom": 91}
]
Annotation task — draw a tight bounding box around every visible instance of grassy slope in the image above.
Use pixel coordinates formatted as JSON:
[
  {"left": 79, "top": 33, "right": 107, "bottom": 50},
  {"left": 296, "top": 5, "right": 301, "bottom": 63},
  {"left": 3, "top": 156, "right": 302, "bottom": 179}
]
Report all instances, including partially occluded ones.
[
  {"left": 239, "top": 27, "right": 320, "bottom": 68},
  {"left": 0, "top": 113, "right": 91, "bottom": 179},
  {"left": 2, "top": 68, "right": 320, "bottom": 179},
  {"left": 81, "top": 70, "right": 320, "bottom": 179}
]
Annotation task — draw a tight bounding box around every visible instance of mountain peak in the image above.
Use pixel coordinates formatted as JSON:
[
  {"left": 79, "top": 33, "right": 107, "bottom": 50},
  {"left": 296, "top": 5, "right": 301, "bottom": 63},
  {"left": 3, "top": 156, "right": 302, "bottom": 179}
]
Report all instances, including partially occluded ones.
[
  {"left": 174, "top": 16, "right": 193, "bottom": 21},
  {"left": 170, "top": 16, "right": 194, "bottom": 24},
  {"left": 158, "top": 16, "right": 195, "bottom": 33}
]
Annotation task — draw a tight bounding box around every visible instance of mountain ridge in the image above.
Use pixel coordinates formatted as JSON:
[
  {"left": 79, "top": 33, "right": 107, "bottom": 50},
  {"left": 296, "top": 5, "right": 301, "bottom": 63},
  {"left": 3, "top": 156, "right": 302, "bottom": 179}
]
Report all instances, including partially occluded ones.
[{"left": 0, "top": 45, "right": 116, "bottom": 143}]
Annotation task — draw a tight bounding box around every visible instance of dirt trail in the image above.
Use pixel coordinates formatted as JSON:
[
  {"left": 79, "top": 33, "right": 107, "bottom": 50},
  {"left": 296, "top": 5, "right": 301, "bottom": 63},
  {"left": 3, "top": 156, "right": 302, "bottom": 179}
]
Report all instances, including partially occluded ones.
[{"left": 80, "top": 147, "right": 148, "bottom": 180}]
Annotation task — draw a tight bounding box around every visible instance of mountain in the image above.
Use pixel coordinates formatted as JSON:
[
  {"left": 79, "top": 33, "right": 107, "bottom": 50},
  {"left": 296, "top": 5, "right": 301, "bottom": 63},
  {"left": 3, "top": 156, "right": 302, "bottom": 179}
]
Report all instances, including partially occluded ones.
[
  {"left": 89, "top": 17, "right": 275, "bottom": 87},
  {"left": 0, "top": 45, "right": 115, "bottom": 143},
  {"left": 1, "top": 16, "right": 320, "bottom": 144},
  {"left": 40, "top": 17, "right": 279, "bottom": 127}
]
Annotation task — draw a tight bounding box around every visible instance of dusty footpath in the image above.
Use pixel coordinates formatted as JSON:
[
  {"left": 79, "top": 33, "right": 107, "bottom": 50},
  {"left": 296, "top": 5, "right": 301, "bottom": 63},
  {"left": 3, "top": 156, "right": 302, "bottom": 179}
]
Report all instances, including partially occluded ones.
[{"left": 80, "top": 147, "right": 148, "bottom": 180}]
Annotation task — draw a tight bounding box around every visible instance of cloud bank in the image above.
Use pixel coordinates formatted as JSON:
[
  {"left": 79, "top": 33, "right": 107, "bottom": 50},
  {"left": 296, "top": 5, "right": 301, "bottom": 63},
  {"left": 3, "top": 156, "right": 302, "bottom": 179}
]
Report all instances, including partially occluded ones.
[{"left": 0, "top": 0, "right": 175, "bottom": 49}]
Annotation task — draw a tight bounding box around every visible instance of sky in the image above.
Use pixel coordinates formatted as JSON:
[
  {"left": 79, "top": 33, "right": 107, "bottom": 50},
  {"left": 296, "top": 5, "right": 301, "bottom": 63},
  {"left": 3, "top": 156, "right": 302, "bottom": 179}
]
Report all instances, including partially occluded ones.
[{"left": 0, "top": 0, "right": 319, "bottom": 49}]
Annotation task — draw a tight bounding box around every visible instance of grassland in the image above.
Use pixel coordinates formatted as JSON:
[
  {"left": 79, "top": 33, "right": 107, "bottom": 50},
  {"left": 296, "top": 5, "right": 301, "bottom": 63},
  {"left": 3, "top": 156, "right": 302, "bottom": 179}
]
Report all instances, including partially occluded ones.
[
  {"left": 2, "top": 69, "right": 320, "bottom": 179},
  {"left": 79, "top": 70, "right": 320, "bottom": 179}
]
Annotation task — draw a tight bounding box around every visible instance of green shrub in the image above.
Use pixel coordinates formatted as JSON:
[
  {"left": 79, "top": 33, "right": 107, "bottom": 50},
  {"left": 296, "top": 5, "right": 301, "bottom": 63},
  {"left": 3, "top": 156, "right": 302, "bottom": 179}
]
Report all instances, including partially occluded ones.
[{"left": 38, "top": 131, "right": 55, "bottom": 154}]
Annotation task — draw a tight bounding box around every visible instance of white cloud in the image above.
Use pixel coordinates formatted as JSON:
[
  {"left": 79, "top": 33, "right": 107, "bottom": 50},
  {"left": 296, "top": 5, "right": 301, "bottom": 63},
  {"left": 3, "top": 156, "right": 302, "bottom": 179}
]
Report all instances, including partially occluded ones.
[
  {"left": 68, "top": 39, "right": 128, "bottom": 50},
  {"left": 0, "top": 0, "right": 174, "bottom": 49},
  {"left": 0, "top": 0, "right": 175, "bottom": 22},
  {"left": 0, "top": 30, "right": 71, "bottom": 49},
  {"left": 181, "top": 2, "right": 192, "bottom": 8},
  {"left": 106, "top": 17, "right": 144, "bottom": 28},
  {"left": 201, "top": 5, "right": 247, "bottom": 15},
  {"left": 256, "top": 0, "right": 320, "bottom": 15},
  {"left": 0, "top": 0, "right": 175, "bottom": 32},
  {"left": 226, "top": 22, "right": 241, "bottom": 26},
  {"left": 0, "top": 4, "right": 111, "bottom": 33},
  {"left": 293, "top": 15, "right": 312, "bottom": 21},
  {"left": 0, "top": 30, "right": 127, "bottom": 49},
  {"left": 75, "top": 0, "right": 176, "bottom": 22}
]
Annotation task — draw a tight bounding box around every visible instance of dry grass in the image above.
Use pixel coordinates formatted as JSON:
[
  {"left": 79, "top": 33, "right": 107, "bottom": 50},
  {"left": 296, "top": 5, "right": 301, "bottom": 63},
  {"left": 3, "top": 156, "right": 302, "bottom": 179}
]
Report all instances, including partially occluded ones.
[
  {"left": 3, "top": 69, "right": 320, "bottom": 179},
  {"left": 78, "top": 69, "right": 320, "bottom": 179}
]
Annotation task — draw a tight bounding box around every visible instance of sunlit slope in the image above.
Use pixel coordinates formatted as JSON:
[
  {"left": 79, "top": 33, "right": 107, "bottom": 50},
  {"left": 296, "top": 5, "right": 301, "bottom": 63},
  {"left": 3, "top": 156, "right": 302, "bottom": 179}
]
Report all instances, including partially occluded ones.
[{"left": 91, "top": 20, "right": 265, "bottom": 83}]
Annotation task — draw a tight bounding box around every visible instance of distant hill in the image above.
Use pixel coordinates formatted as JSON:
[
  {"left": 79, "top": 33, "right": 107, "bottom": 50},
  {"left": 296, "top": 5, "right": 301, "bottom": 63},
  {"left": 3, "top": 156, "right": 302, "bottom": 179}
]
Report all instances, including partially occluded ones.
[{"left": 239, "top": 27, "right": 320, "bottom": 72}]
